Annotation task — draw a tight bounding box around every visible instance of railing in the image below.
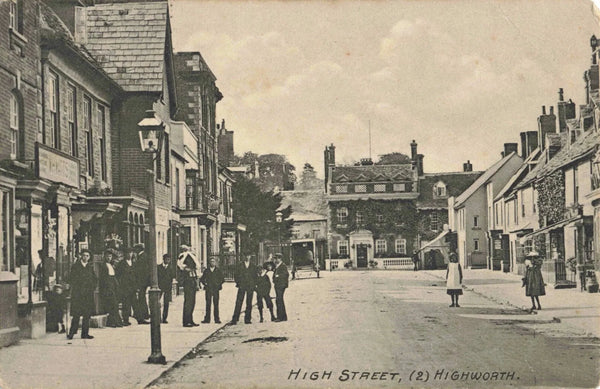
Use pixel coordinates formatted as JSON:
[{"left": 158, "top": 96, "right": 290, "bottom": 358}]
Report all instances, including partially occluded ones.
[{"left": 380, "top": 258, "right": 413, "bottom": 269}]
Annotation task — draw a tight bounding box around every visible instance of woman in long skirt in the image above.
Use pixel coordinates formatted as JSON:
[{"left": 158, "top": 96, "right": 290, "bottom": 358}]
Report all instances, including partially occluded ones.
[
  {"left": 524, "top": 250, "right": 545, "bottom": 310},
  {"left": 446, "top": 252, "right": 463, "bottom": 307}
]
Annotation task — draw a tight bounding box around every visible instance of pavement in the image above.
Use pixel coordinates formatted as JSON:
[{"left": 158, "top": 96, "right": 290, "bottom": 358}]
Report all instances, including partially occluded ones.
[
  {"left": 0, "top": 283, "right": 240, "bottom": 389},
  {"left": 0, "top": 269, "right": 599, "bottom": 389},
  {"left": 424, "top": 268, "right": 600, "bottom": 338}
]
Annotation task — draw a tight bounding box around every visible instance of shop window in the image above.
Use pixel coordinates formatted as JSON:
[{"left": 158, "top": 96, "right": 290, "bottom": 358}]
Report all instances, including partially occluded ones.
[
  {"left": 128, "top": 212, "right": 134, "bottom": 247},
  {"left": 395, "top": 238, "right": 407, "bottom": 255},
  {"left": 0, "top": 189, "right": 12, "bottom": 272},
  {"left": 134, "top": 214, "right": 139, "bottom": 244},
  {"left": 139, "top": 215, "right": 144, "bottom": 244},
  {"left": 338, "top": 240, "right": 348, "bottom": 257},
  {"left": 376, "top": 239, "right": 387, "bottom": 254}
]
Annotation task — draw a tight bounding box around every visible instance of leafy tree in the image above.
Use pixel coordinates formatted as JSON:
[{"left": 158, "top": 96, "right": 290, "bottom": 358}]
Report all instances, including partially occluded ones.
[
  {"left": 231, "top": 151, "right": 296, "bottom": 192},
  {"left": 232, "top": 176, "right": 293, "bottom": 256},
  {"left": 297, "top": 163, "right": 323, "bottom": 190},
  {"left": 376, "top": 152, "right": 411, "bottom": 165}
]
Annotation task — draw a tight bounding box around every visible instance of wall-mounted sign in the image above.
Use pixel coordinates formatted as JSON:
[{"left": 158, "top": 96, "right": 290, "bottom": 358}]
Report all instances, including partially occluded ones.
[{"left": 36, "top": 143, "right": 80, "bottom": 188}]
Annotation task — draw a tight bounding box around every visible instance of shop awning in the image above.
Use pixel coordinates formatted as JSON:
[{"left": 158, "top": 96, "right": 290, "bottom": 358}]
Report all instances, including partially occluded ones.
[
  {"left": 71, "top": 201, "right": 123, "bottom": 231},
  {"left": 519, "top": 215, "right": 581, "bottom": 244},
  {"left": 419, "top": 229, "right": 449, "bottom": 253}
]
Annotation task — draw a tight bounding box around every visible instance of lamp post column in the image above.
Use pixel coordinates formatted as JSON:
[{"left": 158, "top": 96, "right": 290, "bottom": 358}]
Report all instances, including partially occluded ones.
[{"left": 147, "top": 168, "right": 165, "bottom": 364}]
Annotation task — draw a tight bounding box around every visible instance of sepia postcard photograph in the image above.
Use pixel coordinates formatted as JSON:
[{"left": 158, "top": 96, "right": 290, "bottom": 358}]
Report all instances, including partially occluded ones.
[{"left": 0, "top": 0, "right": 599, "bottom": 388}]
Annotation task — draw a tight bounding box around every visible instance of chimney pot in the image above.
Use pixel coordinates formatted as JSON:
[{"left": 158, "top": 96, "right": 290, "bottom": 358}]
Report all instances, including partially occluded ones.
[
  {"left": 542, "top": 106, "right": 546, "bottom": 115},
  {"left": 550, "top": 106, "right": 554, "bottom": 115},
  {"left": 558, "top": 88, "right": 564, "bottom": 101}
]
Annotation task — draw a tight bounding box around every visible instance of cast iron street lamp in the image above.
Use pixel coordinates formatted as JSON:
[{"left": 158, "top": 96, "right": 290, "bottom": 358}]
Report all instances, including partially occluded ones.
[{"left": 137, "top": 110, "right": 166, "bottom": 364}]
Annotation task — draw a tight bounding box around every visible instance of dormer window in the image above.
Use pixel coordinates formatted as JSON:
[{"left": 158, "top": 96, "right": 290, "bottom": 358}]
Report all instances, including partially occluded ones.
[{"left": 433, "top": 181, "right": 447, "bottom": 197}]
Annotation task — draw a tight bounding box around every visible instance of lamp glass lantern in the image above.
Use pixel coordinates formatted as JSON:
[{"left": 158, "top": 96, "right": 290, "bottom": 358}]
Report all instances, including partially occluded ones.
[
  {"left": 137, "top": 110, "right": 165, "bottom": 153},
  {"left": 275, "top": 211, "right": 283, "bottom": 223}
]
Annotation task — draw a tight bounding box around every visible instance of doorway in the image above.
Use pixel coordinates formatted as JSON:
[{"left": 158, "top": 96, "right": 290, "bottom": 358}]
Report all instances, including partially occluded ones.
[{"left": 357, "top": 245, "right": 368, "bottom": 268}]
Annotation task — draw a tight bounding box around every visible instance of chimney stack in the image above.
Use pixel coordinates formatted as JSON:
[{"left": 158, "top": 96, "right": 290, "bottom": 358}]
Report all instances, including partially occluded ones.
[
  {"left": 520, "top": 131, "right": 538, "bottom": 159},
  {"left": 537, "top": 105, "right": 557, "bottom": 149},
  {"left": 416, "top": 154, "right": 424, "bottom": 176},
  {"left": 503, "top": 143, "right": 518, "bottom": 157},
  {"left": 410, "top": 140, "right": 418, "bottom": 162},
  {"left": 557, "top": 89, "right": 576, "bottom": 132},
  {"left": 324, "top": 144, "right": 336, "bottom": 192},
  {"left": 463, "top": 160, "right": 473, "bottom": 172}
]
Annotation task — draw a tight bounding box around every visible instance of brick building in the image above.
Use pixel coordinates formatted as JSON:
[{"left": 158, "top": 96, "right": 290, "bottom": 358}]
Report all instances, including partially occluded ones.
[{"left": 0, "top": 0, "right": 41, "bottom": 347}]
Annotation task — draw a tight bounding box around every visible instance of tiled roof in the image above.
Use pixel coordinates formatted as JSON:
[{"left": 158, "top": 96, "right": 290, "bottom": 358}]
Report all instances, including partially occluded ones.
[
  {"left": 331, "top": 164, "right": 414, "bottom": 183},
  {"left": 454, "top": 152, "right": 520, "bottom": 208},
  {"left": 517, "top": 130, "right": 598, "bottom": 189},
  {"left": 85, "top": 2, "right": 169, "bottom": 92},
  {"left": 417, "top": 171, "right": 482, "bottom": 209}
]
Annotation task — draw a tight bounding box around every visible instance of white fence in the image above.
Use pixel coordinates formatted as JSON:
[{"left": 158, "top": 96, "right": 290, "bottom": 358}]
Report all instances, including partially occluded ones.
[{"left": 325, "top": 258, "right": 413, "bottom": 270}]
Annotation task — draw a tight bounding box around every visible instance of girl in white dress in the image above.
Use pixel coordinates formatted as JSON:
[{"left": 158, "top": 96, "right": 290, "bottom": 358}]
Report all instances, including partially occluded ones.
[{"left": 446, "top": 252, "right": 463, "bottom": 307}]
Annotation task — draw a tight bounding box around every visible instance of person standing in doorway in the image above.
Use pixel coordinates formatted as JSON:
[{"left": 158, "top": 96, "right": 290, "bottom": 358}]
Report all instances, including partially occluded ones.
[
  {"left": 231, "top": 255, "right": 257, "bottom": 324},
  {"left": 446, "top": 252, "right": 463, "bottom": 307},
  {"left": 178, "top": 245, "right": 200, "bottom": 327},
  {"left": 67, "top": 249, "right": 96, "bottom": 339},
  {"left": 199, "top": 257, "right": 224, "bottom": 324},
  {"left": 273, "top": 253, "right": 289, "bottom": 322},
  {"left": 158, "top": 254, "right": 174, "bottom": 324}
]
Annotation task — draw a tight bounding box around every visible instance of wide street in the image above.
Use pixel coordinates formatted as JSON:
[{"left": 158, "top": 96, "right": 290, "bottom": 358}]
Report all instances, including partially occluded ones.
[{"left": 149, "top": 270, "right": 600, "bottom": 388}]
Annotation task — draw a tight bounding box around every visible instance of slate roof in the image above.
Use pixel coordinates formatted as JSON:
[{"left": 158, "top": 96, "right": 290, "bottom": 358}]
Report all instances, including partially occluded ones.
[
  {"left": 454, "top": 152, "right": 520, "bottom": 208},
  {"left": 517, "top": 129, "right": 598, "bottom": 189},
  {"left": 417, "top": 171, "right": 483, "bottom": 209},
  {"left": 492, "top": 148, "right": 542, "bottom": 202},
  {"left": 39, "top": 2, "right": 115, "bottom": 84},
  {"left": 331, "top": 164, "right": 414, "bottom": 183},
  {"left": 85, "top": 1, "right": 169, "bottom": 92}
]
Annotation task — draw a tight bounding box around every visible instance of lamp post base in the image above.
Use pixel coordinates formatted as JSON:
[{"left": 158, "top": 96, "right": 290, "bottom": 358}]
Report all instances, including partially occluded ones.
[{"left": 147, "top": 287, "right": 166, "bottom": 364}]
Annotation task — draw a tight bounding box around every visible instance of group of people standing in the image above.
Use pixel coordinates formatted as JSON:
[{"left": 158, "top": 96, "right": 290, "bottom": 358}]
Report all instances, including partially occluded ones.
[
  {"left": 53, "top": 244, "right": 292, "bottom": 340},
  {"left": 179, "top": 249, "right": 289, "bottom": 327},
  {"left": 61, "top": 245, "right": 173, "bottom": 340}
]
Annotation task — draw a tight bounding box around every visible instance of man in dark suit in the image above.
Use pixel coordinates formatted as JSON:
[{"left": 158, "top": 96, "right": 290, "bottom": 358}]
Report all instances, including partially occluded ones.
[
  {"left": 199, "top": 257, "right": 224, "bottom": 323},
  {"left": 67, "top": 249, "right": 97, "bottom": 339},
  {"left": 177, "top": 245, "right": 200, "bottom": 327},
  {"left": 115, "top": 247, "right": 137, "bottom": 326},
  {"left": 273, "top": 253, "right": 289, "bottom": 322},
  {"left": 158, "top": 254, "right": 174, "bottom": 324},
  {"left": 231, "top": 255, "right": 257, "bottom": 324}
]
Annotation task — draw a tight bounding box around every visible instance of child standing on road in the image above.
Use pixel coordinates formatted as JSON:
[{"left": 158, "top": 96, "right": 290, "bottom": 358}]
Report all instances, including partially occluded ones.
[
  {"left": 256, "top": 262, "right": 276, "bottom": 322},
  {"left": 446, "top": 252, "right": 463, "bottom": 307}
]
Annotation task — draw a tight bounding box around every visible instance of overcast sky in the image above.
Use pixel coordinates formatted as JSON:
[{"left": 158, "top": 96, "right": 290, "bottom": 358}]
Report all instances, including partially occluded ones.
[{"left": 170, "top": 0, "right": 598, "bottom": 177}]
